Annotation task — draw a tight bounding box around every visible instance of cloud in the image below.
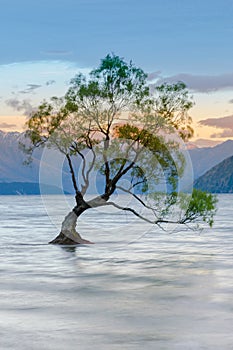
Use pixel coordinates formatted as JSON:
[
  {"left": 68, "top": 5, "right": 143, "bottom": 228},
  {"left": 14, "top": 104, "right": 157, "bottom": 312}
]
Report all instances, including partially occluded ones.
[
  {"left": 199, "top": 115, "right": 233, "bottom": 138},
  {"left": 17, "top": 80, "right": 55, "bottom": 93},
  {"left": 5, "top": 98, "right": 36, "bottom": 117},
  {"left": 229, "top": 99, "right": 233, "bottom": 104},
  {"left": 156, "top": 72, "right": 233, "bottom": 93},
  {"left": 19, "top": 84, "right": 42, "bottom": 94},
  {"left": 0, "top": 122, "right": 17, "bottom": 129},
  {"left": 211, "top": 129, "right": 233, "bottom": 138},
  {"left": 199, "top": 115, "right": 233, "bottom": 129},
  {"left": 46, "top": 80, "right": 56, "bottom": 86}
]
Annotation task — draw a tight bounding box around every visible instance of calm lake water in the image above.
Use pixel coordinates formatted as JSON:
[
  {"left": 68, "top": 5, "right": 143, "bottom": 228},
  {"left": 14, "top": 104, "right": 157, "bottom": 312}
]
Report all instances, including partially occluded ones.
[{"left": 0, "top": 194, "right": 233, "bottom": 349}]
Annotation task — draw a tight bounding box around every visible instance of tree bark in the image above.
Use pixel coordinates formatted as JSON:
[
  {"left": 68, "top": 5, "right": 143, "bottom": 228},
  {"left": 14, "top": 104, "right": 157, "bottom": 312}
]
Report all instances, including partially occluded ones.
[
  {"left": 49, "top": 195, "right": 109, "bottom": 245},
  {"left": 49, "top": 206, "right": 93, "bottom": 245}
]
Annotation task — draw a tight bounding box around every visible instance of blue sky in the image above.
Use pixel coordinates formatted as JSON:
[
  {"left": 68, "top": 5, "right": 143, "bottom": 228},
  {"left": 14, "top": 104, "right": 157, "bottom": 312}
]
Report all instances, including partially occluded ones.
[{"left": 0, "top": 0, "right": 233, "bottom": 144}]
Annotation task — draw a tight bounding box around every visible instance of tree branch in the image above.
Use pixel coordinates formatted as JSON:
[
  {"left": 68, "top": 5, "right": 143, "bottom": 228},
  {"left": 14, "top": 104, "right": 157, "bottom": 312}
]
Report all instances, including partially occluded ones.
[
  {"left": 66, "top": 154, "right": 80, "bottom": 195},
  {"left": 103, "top": 201, "right": 192, "bottom": 227},
  {"left": 105, "top": 201, "right": 155, "bottom": 224},
  {"left": 115, "top": 185, "right": 159, "bottom": 218},
  {"left": 82, "top": 147, "right": 96, "bottom": 195}
]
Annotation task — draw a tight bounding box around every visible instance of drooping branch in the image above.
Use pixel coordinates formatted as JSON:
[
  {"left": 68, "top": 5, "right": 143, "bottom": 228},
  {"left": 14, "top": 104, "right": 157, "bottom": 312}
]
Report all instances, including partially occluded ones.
[
  {"left": 105, "top": 201, "right": 155, "bottom": 224},
  {"left": 115, "top": 185, "right": 159, "bottom": 218},
  {"left": 104, "top": 201, "right": 187, "bottom": 226}
]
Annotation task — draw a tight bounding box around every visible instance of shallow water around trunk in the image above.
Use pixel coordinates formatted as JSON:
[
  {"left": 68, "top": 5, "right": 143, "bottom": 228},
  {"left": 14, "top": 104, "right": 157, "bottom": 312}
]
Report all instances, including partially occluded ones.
[{"left": 0, "top": 194, "right": 233, "bottom": 349}]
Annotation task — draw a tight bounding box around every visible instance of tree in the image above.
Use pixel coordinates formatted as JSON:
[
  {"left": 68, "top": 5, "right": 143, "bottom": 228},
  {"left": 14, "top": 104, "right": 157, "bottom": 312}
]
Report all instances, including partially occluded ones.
[{"left": 23, "top": 54, "right": 217, "bottom": 245}]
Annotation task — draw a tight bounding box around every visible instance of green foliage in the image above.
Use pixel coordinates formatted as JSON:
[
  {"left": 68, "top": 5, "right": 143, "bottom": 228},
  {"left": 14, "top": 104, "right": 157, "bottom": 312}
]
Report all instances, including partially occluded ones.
[
  {"left": 22, "top": 53, "right": 217, "bottom": 229},
  {"left": 25, "top": 98, "right": 67, "bottom": 147},
  {"left": 65, "top": 53, "right": 150, "bottom": 135},
  {"left": 184, "top": 189, "right": 218, "bottom": 227},
  {"left": 115, "top": 123, "right": 184, "bottom": 193},
  {"left": 90, "top": 53, "right": 149, "bottom": 106},
  {"left": 154, "top": 82, "right": 194, "bottom": 141}
]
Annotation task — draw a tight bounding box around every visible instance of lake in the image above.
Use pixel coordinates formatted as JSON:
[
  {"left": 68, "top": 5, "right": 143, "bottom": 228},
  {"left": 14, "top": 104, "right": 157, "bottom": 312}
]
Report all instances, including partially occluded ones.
[{"left": 0, "top": 194, "right": 233, "bottom": 349}]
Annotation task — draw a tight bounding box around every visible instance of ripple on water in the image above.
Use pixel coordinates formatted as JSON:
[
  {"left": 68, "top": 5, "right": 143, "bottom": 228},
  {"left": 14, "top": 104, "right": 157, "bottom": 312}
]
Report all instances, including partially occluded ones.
[{"left": 0, "top": 194, "right": 233, "bottom": 349}]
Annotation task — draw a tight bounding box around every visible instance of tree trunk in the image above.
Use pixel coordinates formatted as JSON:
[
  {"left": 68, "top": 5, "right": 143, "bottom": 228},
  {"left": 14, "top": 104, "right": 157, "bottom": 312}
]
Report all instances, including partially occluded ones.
[
  {"left": 49, "top": 206, "right": 93, "bottom": 245},
  {"left": 49, "top": 195, "right": 108, "bottom": 245}
]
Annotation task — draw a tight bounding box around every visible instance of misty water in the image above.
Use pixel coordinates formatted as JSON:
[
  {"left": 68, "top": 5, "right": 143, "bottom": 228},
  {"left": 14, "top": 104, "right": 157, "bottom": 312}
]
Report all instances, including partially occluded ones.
[{"left": 0, "top": 194, "right": 233, "bottom": 349}]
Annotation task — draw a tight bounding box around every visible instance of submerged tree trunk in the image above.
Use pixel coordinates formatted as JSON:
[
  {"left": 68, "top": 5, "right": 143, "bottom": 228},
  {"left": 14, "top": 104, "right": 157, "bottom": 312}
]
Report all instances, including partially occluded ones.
[
  {"left": 49, "top": 205, "right": 93, "bottom": 245},
  {"left": 49, "top": 195, "right": 108, "bottom": 245}
]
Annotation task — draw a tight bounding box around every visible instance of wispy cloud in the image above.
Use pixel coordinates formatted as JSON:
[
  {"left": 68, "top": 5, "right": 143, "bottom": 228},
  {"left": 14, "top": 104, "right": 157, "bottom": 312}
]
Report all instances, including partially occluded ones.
[
  {"left": 46, "top": 80, "right": 56, "bottom": 86},
  {"left": 0, "top": 122, "right": 17, "bottom": 129},
  {"left": 156, "top": 72, "right": 233, "bottom": 93},
  {"left": 211, "top": 129, "right": 233, "bottom": 138},
  {"left": 17, "top": 80, "right": 55, "bottom": 94},
  {"left": 199, "top": 115, "right": 233, "bottom": 128},
  {"left": 19, "top": 84, "right": 42, "bottom": 94},
  {"left": 5, "top": 98, "right": 36, "bottom": 117},
  {"left": 199, "top": 115, "right": 233, "bottom": 138}
]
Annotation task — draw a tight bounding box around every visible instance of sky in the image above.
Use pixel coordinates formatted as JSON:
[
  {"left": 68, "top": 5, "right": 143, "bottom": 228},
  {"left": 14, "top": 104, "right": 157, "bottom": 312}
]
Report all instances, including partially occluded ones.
[{"left": 0, "top": 0, "right": 233, "bottom": 146}]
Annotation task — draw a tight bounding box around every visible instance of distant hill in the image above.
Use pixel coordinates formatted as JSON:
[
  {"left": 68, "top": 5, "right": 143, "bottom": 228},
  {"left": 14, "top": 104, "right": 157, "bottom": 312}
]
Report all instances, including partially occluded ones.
[
  {"left": 0, "top": 182, "right": 70, "bottom": 195},
  {"left": 188, "top": 139, "right": 233, "bottom": 179},
  {"left": 194, "top": 155, "right": 233, "bottom": 193},
  {"left": 1, "top": 130, "right": 233, "bottom": 193},
  {"left": 0, "top": 130, "right": 74, "bottom": 193},
  {"left": 0, "top": 130, "right": 41, "bottom": 183}
]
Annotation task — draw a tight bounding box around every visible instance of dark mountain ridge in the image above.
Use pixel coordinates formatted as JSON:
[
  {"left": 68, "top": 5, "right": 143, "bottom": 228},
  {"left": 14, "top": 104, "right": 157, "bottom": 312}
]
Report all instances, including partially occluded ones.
[
  {"left": 1, "top": 130, "right": 233, "bottom": 194},
  {"left": 188, "top": 139, "right": 233, "bottom": 179},
  {"left": 194, "top": 155, "right": 233, "bottom": 193}
]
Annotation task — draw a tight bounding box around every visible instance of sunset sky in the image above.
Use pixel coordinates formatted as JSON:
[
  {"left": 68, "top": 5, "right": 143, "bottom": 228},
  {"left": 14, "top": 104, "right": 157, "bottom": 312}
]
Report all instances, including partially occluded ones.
[{"left": 0, "top": 0, "right": 233, "bottom": 146}]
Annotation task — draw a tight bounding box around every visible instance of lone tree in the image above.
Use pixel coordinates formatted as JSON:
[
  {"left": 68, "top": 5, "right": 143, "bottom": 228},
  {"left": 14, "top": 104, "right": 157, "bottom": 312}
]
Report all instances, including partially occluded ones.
[{"left": 23, "top": 54, "right": 217, "bottom": 245}]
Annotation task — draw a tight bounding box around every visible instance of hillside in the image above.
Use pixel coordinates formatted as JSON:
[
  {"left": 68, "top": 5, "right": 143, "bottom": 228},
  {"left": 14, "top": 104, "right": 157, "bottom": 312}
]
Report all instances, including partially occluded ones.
[
  {"left": 0, "top": 131, "right": 41, "bottom": 183},
  {"left": 194, "top": 155, "right": 233, "bottom": 193},
  {"left": 0, "top": 130, "right": 74, "bottom": 193},
  {"left": 188, "top": 139, "right": 233, "bottom": 179},
  {"left": 1, "top": 130, "right": 233, "bottom": 194}
]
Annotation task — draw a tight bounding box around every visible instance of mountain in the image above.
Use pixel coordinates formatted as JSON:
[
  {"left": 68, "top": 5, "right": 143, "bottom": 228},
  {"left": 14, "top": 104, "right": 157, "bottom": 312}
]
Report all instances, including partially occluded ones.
[
  {"left": 0, "top": 130, "right": 74, "bottom": 194},
  {"left": 187, "top": 138, "right": 222, "bottom": 148},
  {"left": 1, "top": 130, "right": 233, "bottom": 194},
  {"left": 188, "top": 139, "right": 233, "bottom": 179},
  {"left": 0, "top": 131, "right": 41, "bottom": 183},
  {"left": 194, "top": 155, "right": 233, "bottom": 193}
]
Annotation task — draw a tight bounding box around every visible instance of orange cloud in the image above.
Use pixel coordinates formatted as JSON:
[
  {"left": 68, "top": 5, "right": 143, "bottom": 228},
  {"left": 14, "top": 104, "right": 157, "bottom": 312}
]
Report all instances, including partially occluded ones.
[{"left": 0, "top": 116, "right": 26, "bottom": 132}]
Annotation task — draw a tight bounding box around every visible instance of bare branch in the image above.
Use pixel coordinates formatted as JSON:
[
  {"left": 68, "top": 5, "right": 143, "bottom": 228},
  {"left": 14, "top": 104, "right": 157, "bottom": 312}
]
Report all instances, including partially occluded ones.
[
  {"left": 81, "top": 147, "right": 96, "bottom": 195},
  {"left": 116, "top": 185, "right": 158, "bottom": 216},
  {"left": 103, "top": 201, "right": 192, "bottom": 228},
  {"left": 66, "top": 154, "right": 80, "bottom": 195},
  {"left": 105, "top": 201, "right": 155, "bottom": 224}
]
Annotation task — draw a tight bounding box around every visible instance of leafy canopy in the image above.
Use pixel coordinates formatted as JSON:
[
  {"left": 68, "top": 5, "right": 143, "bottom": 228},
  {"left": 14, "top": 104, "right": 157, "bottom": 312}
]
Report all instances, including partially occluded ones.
[{"left": 23, "top": 53, "right": 217, "bottom": 228}]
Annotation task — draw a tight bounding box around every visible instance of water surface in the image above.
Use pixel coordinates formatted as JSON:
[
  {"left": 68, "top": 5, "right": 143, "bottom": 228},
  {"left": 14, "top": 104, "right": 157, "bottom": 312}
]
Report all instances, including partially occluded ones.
[{"left": 0, "top": 194, "right": 233, "bottom": 349}]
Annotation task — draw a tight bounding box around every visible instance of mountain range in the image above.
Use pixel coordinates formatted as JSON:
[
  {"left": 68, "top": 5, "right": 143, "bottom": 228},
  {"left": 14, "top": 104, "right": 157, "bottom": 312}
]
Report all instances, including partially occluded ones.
[
  {"left": 0, "top": 130, "right": 74, "bottom": 194},
  {"left": 0, "top": 130, "right": 233, "bottom": 194},
  {"left": 194, "top": 156, "right": 233, "bottom": 193},
  {"left": 188, "top": 139, "right": 233, "bottom": 179}
]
